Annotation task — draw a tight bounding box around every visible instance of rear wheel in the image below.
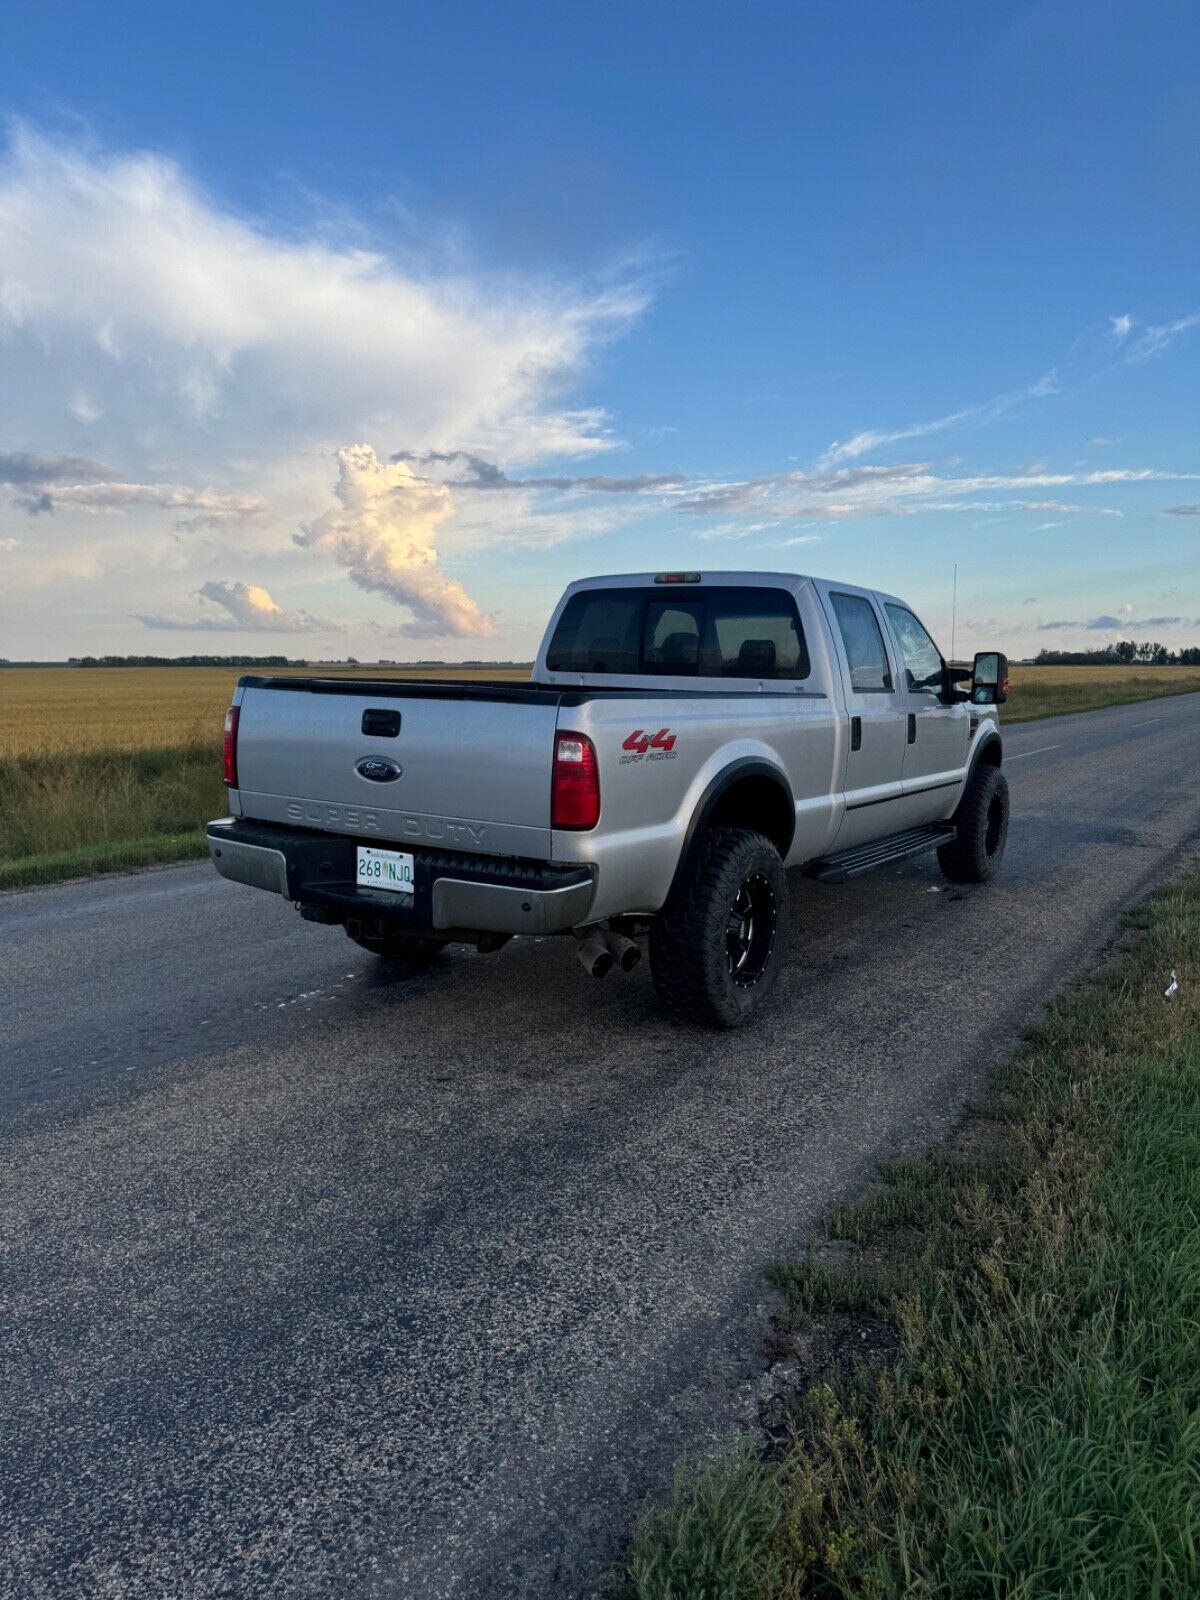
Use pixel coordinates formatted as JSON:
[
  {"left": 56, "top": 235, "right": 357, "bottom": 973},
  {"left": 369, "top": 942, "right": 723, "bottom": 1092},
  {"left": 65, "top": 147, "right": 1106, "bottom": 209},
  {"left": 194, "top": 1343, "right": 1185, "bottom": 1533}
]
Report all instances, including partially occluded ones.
[
  {"left": 649, "top": 827, "right": 788, "bottom": 1028},
  {"left": 345, "top": 928, "right": 447, "bottom": 974},
  {"left": 938, "top": 764, "right": 1009, "bottom": 883}
]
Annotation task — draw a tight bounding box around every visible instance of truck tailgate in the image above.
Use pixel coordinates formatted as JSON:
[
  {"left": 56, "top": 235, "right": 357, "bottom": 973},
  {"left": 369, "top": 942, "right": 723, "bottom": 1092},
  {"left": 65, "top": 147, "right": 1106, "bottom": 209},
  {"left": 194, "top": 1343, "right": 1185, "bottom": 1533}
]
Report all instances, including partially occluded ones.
[{"left": 232, "top": 680, "right": 559, "bottom": 859}]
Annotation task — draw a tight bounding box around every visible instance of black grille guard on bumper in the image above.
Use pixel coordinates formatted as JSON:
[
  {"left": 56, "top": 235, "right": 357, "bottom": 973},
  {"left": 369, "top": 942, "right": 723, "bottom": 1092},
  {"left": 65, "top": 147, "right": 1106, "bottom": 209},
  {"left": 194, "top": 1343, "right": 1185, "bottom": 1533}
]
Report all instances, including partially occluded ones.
[{"left": 206, "top": 817, "right": 596, "bottom": 937}]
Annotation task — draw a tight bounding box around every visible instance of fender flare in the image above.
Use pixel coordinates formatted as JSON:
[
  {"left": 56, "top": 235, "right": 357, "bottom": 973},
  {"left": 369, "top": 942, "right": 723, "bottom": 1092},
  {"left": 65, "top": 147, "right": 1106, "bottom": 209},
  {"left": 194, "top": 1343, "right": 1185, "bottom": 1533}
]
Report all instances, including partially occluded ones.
[
  {"left": 664, "top": 757, "right": 795, "bottom": 905},
  {"left": 952, "top": 732, "right": 1003, "bottom": 816}
]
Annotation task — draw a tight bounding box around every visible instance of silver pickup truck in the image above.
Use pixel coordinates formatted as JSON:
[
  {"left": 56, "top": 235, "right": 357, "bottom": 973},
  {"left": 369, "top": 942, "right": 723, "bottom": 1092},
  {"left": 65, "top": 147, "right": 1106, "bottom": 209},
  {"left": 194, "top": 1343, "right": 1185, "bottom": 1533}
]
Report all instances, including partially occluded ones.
[{"left": 208, "top": 571, "right": 1009, "bottom": 1026}]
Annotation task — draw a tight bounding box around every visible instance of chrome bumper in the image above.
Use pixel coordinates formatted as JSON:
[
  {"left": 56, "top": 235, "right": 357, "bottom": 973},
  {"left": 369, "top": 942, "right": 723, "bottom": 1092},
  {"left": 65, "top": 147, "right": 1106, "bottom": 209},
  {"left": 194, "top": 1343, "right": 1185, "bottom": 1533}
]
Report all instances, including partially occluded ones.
[
  {"left": 206, "top": 818, "right": 594, "bottom": 937},
  {"left": 208, "top": 831, "right": 290, "bottom": 897}
]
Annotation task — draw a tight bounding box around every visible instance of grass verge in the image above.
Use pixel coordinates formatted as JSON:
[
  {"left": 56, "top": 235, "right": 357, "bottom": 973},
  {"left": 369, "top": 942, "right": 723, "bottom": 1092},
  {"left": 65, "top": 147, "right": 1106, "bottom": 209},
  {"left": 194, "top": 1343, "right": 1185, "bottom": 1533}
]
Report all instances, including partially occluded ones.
[
  {"left": 0, "top": 741, "right": 223, "bottom": 888},
  {"left": 0, "top": 833, "right": 209, "bottom": 890},
  {"left": 615, "top": 869, "right": 1200, "bottom": 1598}
]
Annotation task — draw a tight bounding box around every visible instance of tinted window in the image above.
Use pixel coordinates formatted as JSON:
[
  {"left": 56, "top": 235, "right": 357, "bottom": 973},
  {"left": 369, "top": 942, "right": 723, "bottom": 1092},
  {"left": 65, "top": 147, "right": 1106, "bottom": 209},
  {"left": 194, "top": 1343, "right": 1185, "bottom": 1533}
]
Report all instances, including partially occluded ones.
[
  {"left": 544, "top": 592, "right": 642, "bottom": 673},
  {"left": 701, "top": 589, "right": 810, "bottom": 679},
  {"left": 644, "top": 600, "right": 702, "bottom": 673},
  {"left": 830, "top": 593, "right": 893, "bottom": 692},
  {"left": 885, "top": 604, "right": 944, "bottom": 696},
  {"left": 545, "top": 586, "right": 810, "bottom": 679}
]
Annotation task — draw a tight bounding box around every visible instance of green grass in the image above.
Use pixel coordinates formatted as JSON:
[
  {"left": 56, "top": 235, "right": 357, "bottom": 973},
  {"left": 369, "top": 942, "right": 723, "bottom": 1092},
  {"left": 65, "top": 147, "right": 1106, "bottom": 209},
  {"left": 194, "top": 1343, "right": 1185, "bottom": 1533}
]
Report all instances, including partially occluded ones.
[
  {"left": 0, "top": 741, "right": 224, "bottom": 888},
  {"left": 0, "top": 833, "right": 209, "bottom": 890},
  {"left": 614, "top": 873, "right": 1200, "bottom": 1599}
]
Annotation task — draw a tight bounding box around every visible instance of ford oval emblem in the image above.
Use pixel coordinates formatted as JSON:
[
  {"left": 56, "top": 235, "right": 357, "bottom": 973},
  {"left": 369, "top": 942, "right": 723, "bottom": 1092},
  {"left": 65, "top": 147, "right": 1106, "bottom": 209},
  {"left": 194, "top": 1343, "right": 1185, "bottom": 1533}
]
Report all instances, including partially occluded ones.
[{"left": 356, "top": 756, "right": 403, "bottom": 783}]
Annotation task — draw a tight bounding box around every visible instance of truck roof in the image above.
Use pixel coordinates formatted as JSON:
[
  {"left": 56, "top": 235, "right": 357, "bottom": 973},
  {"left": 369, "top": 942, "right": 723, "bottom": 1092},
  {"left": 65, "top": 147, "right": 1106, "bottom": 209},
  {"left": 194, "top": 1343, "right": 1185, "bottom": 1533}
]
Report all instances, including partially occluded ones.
[
  {"left": 564, "top": 570, "right": 811, "bottom": 587},
  {"left": 560, "top": 570, "right": 900, "bottom": 603}
]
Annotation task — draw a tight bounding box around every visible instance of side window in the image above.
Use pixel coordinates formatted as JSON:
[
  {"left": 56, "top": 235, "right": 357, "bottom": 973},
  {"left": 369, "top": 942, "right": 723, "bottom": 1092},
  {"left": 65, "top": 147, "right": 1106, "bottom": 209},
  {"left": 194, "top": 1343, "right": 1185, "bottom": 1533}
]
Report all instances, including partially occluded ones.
[
  {"left": 643, "top": 600, "right": 702, "bottom": 674},
  {"left": 700, "top": 588, "right": 810, "bottom": 679},
  {"left": 830, "top": 592, "right": 893, "bottom": 692},
  {"left": 885, "top": 605, "right": 944, "bottom": 697}
]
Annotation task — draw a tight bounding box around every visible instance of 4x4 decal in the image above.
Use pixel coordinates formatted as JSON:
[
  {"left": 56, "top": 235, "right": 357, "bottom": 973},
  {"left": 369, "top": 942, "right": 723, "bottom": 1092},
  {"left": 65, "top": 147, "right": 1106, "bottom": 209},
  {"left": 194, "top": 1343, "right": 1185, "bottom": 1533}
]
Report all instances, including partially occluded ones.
[{"left": 620, "top": 727, "right": 678, "bottom": 764}]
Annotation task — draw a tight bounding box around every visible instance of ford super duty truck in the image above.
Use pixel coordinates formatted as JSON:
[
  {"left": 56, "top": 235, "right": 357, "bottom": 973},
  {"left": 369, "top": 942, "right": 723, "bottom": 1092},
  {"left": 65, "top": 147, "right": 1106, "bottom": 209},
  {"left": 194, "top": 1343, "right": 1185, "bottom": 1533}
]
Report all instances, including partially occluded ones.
[{"left": 207, "top": 572, "right": 1009, "bottom": 1027}]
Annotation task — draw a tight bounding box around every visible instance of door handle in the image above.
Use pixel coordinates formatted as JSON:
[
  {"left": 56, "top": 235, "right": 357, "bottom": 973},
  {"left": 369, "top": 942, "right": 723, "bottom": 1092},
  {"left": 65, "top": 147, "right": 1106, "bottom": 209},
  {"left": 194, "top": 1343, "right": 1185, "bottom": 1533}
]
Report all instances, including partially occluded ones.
[
  {"left": 907, "top": 713, "right": 916, "bottom": 744},
  {"left": 850, "top": 715, "right": 862, "bottom": 752}
]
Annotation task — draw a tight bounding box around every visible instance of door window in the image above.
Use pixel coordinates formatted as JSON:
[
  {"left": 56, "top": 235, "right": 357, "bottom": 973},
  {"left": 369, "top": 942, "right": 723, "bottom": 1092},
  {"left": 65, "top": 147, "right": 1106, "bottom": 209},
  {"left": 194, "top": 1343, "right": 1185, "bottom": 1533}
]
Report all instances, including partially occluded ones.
[
  {"left": 830, "top": 593, "right": 893, "bottom": 692},
  {"left": 885, "top": 605, "right": 945, "bottom": 697}
]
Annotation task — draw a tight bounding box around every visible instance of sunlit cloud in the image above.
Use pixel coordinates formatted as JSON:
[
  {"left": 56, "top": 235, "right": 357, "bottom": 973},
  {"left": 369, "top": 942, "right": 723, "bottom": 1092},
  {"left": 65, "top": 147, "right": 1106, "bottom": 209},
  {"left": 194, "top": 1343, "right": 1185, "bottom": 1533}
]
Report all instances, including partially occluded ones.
[
  {"left": 296, "top": 444, "right": 494, "bottom": 637},
  {"left": 0, "top": 123, "right": 658, "bottom": 647},
  {"left": 136, "top": 580, "right": 340, "bottom": 634}
]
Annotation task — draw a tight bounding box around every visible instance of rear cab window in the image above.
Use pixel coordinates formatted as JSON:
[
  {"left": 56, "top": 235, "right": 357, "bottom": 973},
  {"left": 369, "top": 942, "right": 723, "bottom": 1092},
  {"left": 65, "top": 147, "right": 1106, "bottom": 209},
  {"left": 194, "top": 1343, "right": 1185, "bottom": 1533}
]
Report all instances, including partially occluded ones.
[{"left": 546, "top": 586, "right": 811, "bottom": 680}]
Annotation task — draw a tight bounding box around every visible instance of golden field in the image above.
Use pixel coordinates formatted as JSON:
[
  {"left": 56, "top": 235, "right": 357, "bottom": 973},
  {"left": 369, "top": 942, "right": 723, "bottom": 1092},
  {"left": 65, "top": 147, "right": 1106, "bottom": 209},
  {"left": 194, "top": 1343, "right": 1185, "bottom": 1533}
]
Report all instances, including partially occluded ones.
[
  {"left": 3, "top": 662, "right": 1200, "bottom": 756},
  {"left": 0, "top": 664, "right": 531, "bottom": 756},
  {"left": 1003, "top": 663, "right": 1200, "bottom": 723},
  {"left": 1, "top": 661, "right": 1197, "bottom": 887}
]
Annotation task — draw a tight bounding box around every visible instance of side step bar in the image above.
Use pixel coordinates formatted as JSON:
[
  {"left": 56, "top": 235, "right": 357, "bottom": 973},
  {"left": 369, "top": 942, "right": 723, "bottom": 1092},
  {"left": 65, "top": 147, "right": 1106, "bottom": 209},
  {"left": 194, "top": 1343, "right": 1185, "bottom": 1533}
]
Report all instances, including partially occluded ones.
[{"left": 806, "top": 823, "right": 956, "bottom": 884}]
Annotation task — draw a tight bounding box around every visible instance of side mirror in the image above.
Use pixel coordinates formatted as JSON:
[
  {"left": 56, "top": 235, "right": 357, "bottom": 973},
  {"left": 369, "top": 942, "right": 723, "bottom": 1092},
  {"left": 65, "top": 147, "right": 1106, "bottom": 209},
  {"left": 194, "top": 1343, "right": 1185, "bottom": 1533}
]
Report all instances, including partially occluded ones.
[{"left": 971, "top": 651, "right": 1009, "bottom": 705}]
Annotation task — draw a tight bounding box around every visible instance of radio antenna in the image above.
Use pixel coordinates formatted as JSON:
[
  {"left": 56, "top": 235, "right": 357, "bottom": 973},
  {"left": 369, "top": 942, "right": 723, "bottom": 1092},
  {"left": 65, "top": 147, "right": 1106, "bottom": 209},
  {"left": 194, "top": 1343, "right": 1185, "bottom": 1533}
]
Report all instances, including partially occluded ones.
[{"left": 951, "top": 562, "right": 958, "bottom": 662}]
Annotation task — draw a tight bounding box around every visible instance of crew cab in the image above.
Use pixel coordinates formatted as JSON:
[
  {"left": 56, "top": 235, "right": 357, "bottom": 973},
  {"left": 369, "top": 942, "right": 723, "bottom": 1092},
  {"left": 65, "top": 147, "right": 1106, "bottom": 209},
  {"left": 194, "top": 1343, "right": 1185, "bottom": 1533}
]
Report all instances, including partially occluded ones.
[{"left": 207, "top": 572, "right": 1009, "bottom": 1026}]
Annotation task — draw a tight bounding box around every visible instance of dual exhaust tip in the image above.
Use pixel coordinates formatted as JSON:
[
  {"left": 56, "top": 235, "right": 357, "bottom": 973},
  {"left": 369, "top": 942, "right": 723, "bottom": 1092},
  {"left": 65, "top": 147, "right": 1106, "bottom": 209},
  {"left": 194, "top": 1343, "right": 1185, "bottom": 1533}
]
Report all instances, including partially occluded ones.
[{"left": 575, "top": 926, "right": 641, "bottom": 979}]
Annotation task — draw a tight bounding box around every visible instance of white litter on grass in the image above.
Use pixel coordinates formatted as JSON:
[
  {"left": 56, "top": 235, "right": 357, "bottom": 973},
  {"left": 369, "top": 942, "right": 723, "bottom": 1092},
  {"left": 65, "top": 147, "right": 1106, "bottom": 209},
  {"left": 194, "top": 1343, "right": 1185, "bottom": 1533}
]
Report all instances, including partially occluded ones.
[
  {"left": 927, "top": 885, "right": 942, "bottom": 894},
  {"left": 1165, "top": 970, "right": 1179, "bottom": 1000}
]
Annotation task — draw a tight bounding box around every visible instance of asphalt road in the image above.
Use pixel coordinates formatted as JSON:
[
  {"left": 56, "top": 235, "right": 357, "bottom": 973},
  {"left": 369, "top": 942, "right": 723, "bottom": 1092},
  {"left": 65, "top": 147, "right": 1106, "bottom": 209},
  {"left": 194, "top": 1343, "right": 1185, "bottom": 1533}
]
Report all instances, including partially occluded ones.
[{"left": 3, "top": 693, "right": 1199, "bottom": 1599}]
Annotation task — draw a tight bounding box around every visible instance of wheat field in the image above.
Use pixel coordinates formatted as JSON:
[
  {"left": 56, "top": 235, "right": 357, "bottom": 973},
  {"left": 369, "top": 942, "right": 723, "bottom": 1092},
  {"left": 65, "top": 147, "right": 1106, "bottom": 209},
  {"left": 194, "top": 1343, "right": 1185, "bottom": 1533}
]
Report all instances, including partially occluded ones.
[
  {"left": 2, "top": 662, "right": 1198, "bottom": 886},
  {"left": 4, "top": 662, "right": 1200, "bottom": 756},
  {"left": 0, "top": 665, "right": 532, "bottom": 757}
]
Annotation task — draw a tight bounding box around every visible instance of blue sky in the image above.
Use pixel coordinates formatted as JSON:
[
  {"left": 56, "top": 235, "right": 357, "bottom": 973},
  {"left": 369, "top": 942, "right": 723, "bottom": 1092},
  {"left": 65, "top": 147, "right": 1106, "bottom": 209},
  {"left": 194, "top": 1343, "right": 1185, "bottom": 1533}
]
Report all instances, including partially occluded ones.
[{"left": 0, "top": 0, "right": 1197, "bottom": 659}]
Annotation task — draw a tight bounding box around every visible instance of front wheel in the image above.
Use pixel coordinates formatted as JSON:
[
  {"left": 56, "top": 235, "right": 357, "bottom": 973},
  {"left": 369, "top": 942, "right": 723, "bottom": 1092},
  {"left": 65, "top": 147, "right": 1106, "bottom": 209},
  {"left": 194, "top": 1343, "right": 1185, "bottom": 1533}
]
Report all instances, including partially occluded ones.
[
  {"left": 938, "top": 765, "right": 1010, "bottom": 883},
  {"left": 649, "top": 827, "right": 788, "bottom": 1028},
  {"left": 345, "top": 928, "right": 447, "bottom": 974}
]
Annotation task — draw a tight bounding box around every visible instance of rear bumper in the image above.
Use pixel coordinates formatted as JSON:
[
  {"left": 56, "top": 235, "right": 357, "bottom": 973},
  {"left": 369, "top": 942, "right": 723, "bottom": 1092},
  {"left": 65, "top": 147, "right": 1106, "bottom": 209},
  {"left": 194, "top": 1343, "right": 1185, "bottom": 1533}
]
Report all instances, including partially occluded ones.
[{"left": 206, "top": 817, "right": 595, "bottom": 937}]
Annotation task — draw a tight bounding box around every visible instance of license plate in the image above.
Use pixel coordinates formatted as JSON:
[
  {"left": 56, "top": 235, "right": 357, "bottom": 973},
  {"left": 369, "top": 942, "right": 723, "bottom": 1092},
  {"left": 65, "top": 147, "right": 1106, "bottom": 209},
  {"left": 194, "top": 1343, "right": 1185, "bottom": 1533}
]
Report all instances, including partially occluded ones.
[{"left": 356, "top": 846, "right": 415, "bottom": 895}]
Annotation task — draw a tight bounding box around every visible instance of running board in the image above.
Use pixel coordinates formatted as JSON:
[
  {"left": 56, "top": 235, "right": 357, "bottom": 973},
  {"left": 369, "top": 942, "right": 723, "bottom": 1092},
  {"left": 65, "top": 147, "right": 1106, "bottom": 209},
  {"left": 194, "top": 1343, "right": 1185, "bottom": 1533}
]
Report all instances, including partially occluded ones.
[{"left": 806, "top": 823, "right": 956, "bottom": 884}]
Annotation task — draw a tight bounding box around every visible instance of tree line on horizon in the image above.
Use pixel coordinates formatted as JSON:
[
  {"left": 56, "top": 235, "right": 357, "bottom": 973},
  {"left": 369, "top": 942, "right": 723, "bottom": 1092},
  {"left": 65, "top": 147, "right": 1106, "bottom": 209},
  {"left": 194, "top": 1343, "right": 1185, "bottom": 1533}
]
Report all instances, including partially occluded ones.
[
  {"left": 63, "top": 654, "right": 301, "bottom": 668},
  {"left": 0, "top": 654, "right": 535, "bottom": 668},
  {"left": 1033, "top": 640, "right": 1200, "bottom": 667}
]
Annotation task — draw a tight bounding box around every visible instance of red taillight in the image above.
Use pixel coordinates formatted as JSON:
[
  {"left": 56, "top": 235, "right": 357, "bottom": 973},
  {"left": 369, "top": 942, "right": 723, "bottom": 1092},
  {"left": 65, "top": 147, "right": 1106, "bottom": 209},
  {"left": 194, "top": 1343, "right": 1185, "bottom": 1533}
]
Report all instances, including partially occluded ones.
[
  {"left": 222, "top": 706, "right": 239, "bottom": 787},
  {"left": 552, "top": 730, "right": 600, "bottom": 830}
]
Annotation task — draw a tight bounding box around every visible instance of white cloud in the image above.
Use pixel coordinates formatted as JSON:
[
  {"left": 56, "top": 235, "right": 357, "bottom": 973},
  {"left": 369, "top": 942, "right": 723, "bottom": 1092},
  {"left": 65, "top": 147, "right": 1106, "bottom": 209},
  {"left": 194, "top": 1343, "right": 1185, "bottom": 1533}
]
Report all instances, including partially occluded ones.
[
  {"left": 671, "top": 461, "right": 1187, "bottom": 522},
  {"left": 296, "top": 444, "right": 494, "bottom": 637},
  {"left": 819, "top": 375, "right": 1057, "bottom": 467},
  {"left": 1128, "top": 311, "right": 1200, "bottom": 362},
  {"left": 1109, "top": 313, "right": 1133, "bottom": 341},
  {"left": 136, "top": 580, "right": 339, "bottom": 634},
  {"left": 0, "top": 125, "right": 648, "bottom": 463},
  {"left": 68, "top": 390, "right": 102, "bottom": 423},
  {"left": 0, "top": 124, "right": 658, "bottom": 654}
]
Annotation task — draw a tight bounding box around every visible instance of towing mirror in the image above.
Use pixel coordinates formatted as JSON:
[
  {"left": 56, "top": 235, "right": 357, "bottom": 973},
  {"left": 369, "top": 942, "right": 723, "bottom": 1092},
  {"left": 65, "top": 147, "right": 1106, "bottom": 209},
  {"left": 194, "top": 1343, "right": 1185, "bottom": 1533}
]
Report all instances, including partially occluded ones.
[{"left": 971, "top": 651, "right": 1009, "bottom": 705}]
